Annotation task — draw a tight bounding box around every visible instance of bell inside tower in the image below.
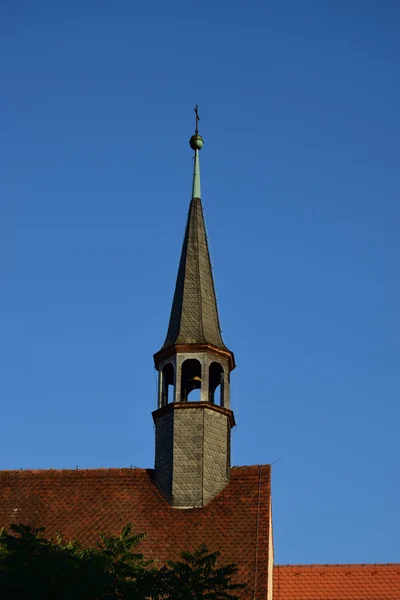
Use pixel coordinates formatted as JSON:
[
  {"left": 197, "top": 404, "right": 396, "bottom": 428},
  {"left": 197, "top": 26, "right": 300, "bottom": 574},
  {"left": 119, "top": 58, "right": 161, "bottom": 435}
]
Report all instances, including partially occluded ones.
[{"left": 181, "top": 358, "right": 202, "bottom": 401}]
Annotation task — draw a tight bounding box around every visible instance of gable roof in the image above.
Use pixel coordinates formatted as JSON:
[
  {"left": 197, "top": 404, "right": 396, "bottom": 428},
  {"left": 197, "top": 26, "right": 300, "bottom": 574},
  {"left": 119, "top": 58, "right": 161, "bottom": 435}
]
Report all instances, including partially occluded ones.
[
  {"left": 160, "top": 196, "right": 230, "bottom": 353},
  {"left": 0, "top": 465, "right": 271, "bottom": 600},
  {"left": 273, "top": 563, "right": 400, "bottom": 600}
]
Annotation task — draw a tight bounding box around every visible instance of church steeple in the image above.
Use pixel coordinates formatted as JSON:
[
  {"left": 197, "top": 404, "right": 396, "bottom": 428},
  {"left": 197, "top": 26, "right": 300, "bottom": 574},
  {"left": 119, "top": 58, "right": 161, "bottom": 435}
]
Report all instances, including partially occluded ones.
[{"left": 152, "top": 108, "right": 236, "bottom": 508}]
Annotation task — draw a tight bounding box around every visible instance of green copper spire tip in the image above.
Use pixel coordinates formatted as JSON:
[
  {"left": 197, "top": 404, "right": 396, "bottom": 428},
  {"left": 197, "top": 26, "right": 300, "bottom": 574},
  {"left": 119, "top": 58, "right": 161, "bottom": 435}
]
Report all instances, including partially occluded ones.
[
  {"left": 191, "top": 147, "right": 201, "bottom": 199},
  {"left": 189, "top": 105, "right": 203, "bottom": 199}
]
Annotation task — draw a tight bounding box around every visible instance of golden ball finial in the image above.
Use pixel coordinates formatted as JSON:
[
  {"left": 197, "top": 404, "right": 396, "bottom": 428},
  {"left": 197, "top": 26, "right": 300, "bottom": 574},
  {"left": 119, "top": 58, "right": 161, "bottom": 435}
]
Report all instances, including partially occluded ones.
[{"left": 189, "top": 134, "right": 204, "bottom": 151}]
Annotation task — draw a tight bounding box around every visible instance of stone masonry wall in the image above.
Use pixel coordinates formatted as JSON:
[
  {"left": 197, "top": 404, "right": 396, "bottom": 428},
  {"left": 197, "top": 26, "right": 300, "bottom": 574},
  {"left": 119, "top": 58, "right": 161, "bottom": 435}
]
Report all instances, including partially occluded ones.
[
  {"left": 155, "top": 405, "right": 231, "bottom": 508},
  {"left": 203, "top": 409, "right": 230, "bottom": 505},
  {"left": 172, "top": 408, "right": 204, "bottom": 507},
  {"left": 154, "top": 410, "right": 174, "bottom": 502}
]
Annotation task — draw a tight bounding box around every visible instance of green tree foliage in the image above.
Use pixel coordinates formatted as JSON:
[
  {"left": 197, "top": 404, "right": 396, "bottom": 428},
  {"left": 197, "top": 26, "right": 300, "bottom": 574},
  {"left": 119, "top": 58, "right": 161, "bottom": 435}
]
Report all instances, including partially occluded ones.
[
  {"left": 0, "top": 523, "right": 96, "bottom": 599},
  {"left": 0, "top": 523, "right": 245, "bottom": 600},
  {"left": 159, "top": 543, "right": 246, "bottom": 600},
  {"left": 95, "top": 524, "right": 157, "bottom": 599}
]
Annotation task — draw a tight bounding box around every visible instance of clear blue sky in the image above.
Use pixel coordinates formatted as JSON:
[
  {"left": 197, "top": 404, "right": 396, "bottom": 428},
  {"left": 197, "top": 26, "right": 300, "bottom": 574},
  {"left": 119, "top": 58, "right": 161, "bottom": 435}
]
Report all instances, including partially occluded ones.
[{"left": 1, "top": 0, "right": 399, "bottom": 566}]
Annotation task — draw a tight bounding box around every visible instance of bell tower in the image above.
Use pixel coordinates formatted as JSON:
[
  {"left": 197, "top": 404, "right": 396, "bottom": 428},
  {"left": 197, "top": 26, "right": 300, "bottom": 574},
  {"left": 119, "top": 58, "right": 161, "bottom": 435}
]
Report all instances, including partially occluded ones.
[{"left": 152, "top": 108, "right": 236, "bottom": 508}]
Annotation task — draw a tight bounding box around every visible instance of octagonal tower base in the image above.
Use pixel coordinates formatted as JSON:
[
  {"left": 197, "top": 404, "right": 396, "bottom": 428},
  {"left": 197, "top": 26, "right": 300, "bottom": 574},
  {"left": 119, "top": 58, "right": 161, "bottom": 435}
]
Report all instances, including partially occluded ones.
[{"left": 153, "top": 402, "right": 235, "bottom": 508}]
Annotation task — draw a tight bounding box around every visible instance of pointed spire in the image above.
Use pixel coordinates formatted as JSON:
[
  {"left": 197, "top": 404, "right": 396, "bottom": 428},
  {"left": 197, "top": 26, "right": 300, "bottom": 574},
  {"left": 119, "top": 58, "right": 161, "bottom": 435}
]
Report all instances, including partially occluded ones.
[{"left": 160, "top": 108, "right": 230, "bottom": 353}]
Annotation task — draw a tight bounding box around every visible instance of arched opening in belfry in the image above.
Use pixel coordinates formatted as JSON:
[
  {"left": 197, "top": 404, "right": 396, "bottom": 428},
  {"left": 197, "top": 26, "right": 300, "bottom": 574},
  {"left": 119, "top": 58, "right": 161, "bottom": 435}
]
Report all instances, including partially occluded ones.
[
  {"left": 209, "top": 362, "right": 224, "bottom": 406},
  {"left": 181, "top": 359, "right": 202, "bottom": 402},
  {"left": 161, "top": 362, "right": 175, "bottom": 406}
]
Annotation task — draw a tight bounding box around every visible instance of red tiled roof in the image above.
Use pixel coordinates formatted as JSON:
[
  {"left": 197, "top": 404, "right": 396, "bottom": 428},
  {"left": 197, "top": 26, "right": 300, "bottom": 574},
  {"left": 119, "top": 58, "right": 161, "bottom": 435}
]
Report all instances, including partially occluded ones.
[
  {"left": 0, "top": 465, "right": 271, "bottom": 600},
  {"left": 273, "top": 563, "right": 400, "bottom": 600}
]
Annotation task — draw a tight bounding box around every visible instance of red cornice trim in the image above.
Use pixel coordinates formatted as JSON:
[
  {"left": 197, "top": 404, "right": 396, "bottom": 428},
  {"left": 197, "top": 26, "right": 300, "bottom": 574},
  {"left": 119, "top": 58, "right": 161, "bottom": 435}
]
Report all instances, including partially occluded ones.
[
  {"left": 153, "top": 344, "right": 235, "bottom": 371},
  {"left": 152, "top": 401, "right": 236, "bottom": 428}
]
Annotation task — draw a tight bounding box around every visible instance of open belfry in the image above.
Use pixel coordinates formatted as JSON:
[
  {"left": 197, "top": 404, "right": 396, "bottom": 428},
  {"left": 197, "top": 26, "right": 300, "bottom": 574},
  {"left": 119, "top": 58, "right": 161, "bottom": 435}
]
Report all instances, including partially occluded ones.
[{"left": 0, "top": 109, "right": 398, "bottom": 600}]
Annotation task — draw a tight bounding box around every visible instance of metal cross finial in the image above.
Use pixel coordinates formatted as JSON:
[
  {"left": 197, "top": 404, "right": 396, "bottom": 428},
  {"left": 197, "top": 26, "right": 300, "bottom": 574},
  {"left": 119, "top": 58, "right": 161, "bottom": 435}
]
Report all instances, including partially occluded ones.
[{"left": 194, "top": 104, "right": 200, "bottom": 134}]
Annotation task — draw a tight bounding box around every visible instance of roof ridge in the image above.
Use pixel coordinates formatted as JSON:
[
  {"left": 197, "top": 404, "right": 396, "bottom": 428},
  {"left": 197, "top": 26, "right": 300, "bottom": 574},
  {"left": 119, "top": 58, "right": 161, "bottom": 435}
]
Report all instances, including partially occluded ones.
[
  {"left": 232, "top": 464, "right": 271, "bottom": 470},
  {"left": 275, "top": 563, "right": 400, "bottom": 567},
  {"left": 0, "top": 467, "right": 149, "bottom": 474},
  {"left": 1, "top": 465, "right": 269, "bottom": 474}
]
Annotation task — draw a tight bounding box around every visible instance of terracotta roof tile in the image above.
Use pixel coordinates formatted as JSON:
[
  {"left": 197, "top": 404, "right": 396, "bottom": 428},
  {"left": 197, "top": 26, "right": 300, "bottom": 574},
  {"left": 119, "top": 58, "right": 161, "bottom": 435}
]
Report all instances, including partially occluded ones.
[
  {"left": 273, "top": 563, "right": 400, "bottom": 600},
  {"left": 0, "top": 465, "right": 271, "bottom": 600}
]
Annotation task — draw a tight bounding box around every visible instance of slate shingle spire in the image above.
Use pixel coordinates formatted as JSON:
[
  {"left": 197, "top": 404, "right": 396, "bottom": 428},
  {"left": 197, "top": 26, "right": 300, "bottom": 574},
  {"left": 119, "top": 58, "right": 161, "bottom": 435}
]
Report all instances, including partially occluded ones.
[{"left": 161, "top": 119, "right": 230, "bottom": 353}]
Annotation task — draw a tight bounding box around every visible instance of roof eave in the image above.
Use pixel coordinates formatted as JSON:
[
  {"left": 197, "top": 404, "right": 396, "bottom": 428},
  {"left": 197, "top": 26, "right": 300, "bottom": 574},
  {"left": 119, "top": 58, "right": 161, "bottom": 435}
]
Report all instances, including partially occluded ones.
[{"left": 154, "top": 342, "right": 236, "bottom": 371}]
